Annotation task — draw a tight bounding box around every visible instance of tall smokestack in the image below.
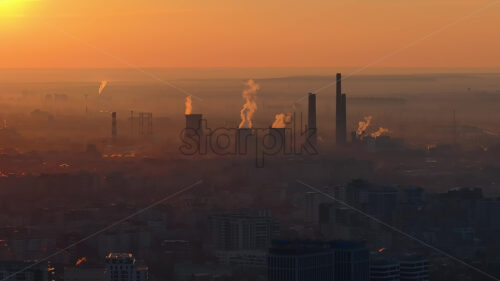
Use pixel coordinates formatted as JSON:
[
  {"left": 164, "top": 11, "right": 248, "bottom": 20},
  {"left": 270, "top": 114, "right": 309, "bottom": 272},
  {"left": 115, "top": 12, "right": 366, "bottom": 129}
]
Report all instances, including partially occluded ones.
[
  {"left": 341, "top": 93, "right": 347, "bottom": 143},
  {"left": 336, "top": 73, "right": 342, "bottom": 100},
  {"left": 111, "top": 112, "right": 117, "bottom": 139},
  {"left": 336, "top": 73, "right": 347, "bottom": 145},
  {"left": 237, "top": 128, "right": 254, "bottom": 155},
  {"left": 185, "top": 114, "right": 203, "bottom": 139},
  {"left": 308, "top": 93, "right": 317, "bottom": 145}
]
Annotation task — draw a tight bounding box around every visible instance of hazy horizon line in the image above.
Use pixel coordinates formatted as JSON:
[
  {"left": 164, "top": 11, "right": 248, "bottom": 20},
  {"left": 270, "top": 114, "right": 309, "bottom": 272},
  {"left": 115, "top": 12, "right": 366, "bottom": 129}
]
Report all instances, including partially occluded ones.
[{"left": 2, "top": 66, "right": 500, "bottom": 70}]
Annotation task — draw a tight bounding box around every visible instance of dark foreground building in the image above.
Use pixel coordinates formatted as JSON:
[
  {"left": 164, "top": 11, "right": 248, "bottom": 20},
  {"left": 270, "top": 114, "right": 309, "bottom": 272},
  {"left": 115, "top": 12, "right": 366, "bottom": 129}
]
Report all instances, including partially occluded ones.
[
  {"left": 0, "top": 261, "right": 52, "bottom": 281},
  {"left": 267, "top": 240, "right": 369, "bottom": 281}
]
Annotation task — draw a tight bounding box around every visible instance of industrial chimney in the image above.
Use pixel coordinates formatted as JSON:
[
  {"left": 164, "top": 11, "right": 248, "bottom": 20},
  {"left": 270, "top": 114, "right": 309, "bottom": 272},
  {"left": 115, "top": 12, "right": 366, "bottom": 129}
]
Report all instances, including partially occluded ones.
[
  {"left": 336, "top": 73, "right": 347, "bottom": 145},
  {"left": 111, "top": 112, "right": 117, "bottom": 139},
  {"left": 185, "top": 114, "right": 203, "bottom": 139},
  {"left": 308, "top": 93, "right": 317, "bottom": 145}
]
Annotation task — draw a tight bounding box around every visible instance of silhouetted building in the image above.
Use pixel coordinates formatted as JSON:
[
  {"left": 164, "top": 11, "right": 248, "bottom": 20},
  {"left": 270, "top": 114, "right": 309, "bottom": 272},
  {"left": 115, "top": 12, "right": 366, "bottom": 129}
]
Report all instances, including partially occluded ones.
[
  {"left": 267, "top": 240, "right": 369, "bottom": 281},
  {"left": 399, "top": 254, "right": 429, "bottom": 281},
  {"left": 474, "top": 199, "right": 500, "bottom": 229},
  {"left": 333, "top": 241, "right": 370, "bottom": 281},
  {"left": 138, "top": 112, "right": 153, "bottom": 136},
  {"left": 237, "top": 128, "right": 254, "bottom": 155},
  {"left": 367, "top": 186, "right": 398, "bottom": 224},
  {"left": 185, "top": 114, "right": 203, "bottom": 140},
  {"left": 111, "top": 112, "right": 117, "bottom": 139},
  {"left": 173, "top": 264, "right": 232, "bottom": 281},
  {"left": 105, "top": 253, "right": 148, "bottom": 281},
  {"left": 370, "top": 257, "right": 400, "bottom": 281},
  {"left": 162, "top": 240, "right": 192, "bottom": 262},
  {"left": 304, "top": 192, "right": 330, "bottom": 223},
  {"left": 64, "top": 265, "right": 105, "bottom": 281},
  {"left": 0, "top": 261, "right": 52, "bottom": 281},
  {"left": 308, "top": 93, "right": 317, "bottom": 145},
  {"left": 268, "top": 240, "right": 334, "bottom": 281},
  {"left": 345, "top": 180, "right": 398, "bottom": 224},
  {"left": 209, "top": 210, "right": 280, "bottom": 251},
  {"left": 336, "top": 73, "right": 347, "bottom": 145}
]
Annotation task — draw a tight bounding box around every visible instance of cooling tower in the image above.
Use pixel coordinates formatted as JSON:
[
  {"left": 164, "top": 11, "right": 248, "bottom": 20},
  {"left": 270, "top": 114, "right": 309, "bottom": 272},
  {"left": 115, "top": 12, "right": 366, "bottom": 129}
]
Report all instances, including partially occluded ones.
[
  {"left": 185, "top": 114, "right": 203, "bottom": 139},
  {"left": 237, "top": 128, "right": 254, "bottom": 155}
]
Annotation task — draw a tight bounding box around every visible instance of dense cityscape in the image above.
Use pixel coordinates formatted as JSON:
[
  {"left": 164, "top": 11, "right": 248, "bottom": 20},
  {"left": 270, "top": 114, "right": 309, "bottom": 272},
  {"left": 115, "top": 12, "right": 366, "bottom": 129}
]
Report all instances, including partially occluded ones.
[
  {"left": 0, "top": 70, "right": 500, "bottom": 281},
  {"left": 2, "top": 0, "right": 500, "bottom": 280}
]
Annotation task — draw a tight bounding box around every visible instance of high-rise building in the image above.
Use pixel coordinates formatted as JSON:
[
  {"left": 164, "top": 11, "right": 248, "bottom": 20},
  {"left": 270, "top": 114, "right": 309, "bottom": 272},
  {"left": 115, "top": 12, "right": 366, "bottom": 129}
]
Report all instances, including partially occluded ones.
[
  {"left": 64, "top": 266, "right": 106, "bottom": 281},
  {"left": 267, "top": 240, "right": 369, "bottom": 281},
  {"left": 162, "top": 240, "right": 192, "bottom": 262},
  {"left": 336, "top": 73, "right": 347, "bottom": 145},
  {"left": 104, "top": 253, "right": 148, "bottom": 281},
  {"left": 304, "top": 191, "right": 330, "bottom": 223},
  {"left": 268, "top": 241, "right": 335, "bottom": 281},
  {"left": 367, "top": 187, "right": 398, "bottom": 224},
  {"left": 308, "top": 93, "right": 317, "bottom": 145},
  {"left": 399, "top": 254, "right": 429, "bottom": 281},
  {"left": 209, "top": 209, "right": 280, "bottom": 251},
  {"left": 0, "top": 261, "right": 52, "bottom": 281},
  {"left": 345, "top": 180, "right": 398, "bottom": 224},
  {"left": 370, "top": 254, "right": 430, "bottom": 281},
  {"left": 370, "top": 257, "right": 400, "bottom": 281},
  {"left": 333, "top": 241, "right": 370, "bottom": 281}
]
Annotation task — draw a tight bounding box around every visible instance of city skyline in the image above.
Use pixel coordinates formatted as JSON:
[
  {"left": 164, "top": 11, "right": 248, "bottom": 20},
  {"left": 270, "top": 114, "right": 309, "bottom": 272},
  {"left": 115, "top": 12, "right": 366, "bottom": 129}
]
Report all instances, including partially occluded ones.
[{"left": 2, "top": 1, "right": 500, "bottom": 281}]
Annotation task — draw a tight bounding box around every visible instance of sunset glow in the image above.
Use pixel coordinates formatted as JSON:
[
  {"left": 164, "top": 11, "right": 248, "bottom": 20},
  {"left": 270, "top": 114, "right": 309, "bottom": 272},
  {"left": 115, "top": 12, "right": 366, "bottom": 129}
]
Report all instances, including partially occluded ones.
[
  {"left": 1, "top": 0, "right": 499, "bottom": 68},
  {"left": 2, "top": 1, "right": 500, "bottom": 280}
]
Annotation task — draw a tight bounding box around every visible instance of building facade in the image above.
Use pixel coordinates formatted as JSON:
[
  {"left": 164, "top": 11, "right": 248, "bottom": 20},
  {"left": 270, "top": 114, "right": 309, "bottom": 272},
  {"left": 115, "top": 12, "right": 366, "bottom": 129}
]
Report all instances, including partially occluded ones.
[
  {"left": 0, "top": 261, "right": 52, "bottom": 281},
  {"left": 104, "top": 253, "right": 148, "bottom": 281},
  {"left": 209, "top": 211, "right": 280, "bottom": 251},
  {"left": 267, "top": 240, "right": 369, "bottom": 281}
]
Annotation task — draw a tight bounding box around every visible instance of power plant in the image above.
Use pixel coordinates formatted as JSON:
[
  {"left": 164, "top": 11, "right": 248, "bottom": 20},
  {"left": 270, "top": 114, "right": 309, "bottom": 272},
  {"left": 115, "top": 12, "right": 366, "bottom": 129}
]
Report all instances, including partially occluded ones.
[
  {"left": 336, "top": 73, "right": 347, "bottom": 145},
  {"left": 177, "top": 73, "right": 354, "bottom": 154},
  {"left": 107, "top": 72, "right": 353, "bottom": 152}
]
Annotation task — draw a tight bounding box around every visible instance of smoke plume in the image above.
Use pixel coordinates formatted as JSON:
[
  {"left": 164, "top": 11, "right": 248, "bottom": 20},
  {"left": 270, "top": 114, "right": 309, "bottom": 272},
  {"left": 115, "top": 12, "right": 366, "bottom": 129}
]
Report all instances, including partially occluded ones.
[
  {"left": 98, "top": 81, "right": 108, "bottom": 96},
  {"left": 238, "top": 79, "right": 259, "bottom": 128},
  {"left": 356, "top": 116, "right": 372, "bottom": 135},
  {"left": 272, "top": 113, "right": 292, "bottom": 128},
  {"left": 370, "top": 127, "right": 390, "bottom": 138},
  {"left": 185, "top": 95, "right": 192, "bottom": 115}
]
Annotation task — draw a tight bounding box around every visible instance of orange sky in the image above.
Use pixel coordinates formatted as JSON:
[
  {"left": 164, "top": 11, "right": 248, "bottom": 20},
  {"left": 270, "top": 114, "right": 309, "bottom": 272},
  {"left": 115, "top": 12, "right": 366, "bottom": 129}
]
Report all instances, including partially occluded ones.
[{"left": 1, "top": 0, "right": 499, "bottom": 68}]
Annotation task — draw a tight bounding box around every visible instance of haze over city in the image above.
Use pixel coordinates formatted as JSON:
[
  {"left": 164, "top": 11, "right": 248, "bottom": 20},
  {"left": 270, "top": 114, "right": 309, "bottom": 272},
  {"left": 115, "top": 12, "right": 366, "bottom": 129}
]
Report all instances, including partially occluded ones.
[{"left": 1, "top": 1, "right": 500, "bottom": 281}]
